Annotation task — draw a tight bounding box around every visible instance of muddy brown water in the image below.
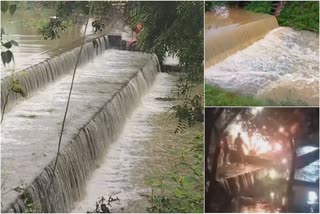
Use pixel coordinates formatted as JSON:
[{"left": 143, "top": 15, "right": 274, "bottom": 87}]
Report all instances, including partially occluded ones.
[{"left": 205, "top": 7, "right": 319, "bottom": 105}]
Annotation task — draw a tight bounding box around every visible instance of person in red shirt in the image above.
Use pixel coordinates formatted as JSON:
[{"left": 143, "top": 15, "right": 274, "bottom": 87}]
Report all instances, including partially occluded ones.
[
  {"left": 128, "top": 23, "right": 143, "bottom": 50},
  {"left": 135, "top": 23, "right": 143, "bottom": 34}
]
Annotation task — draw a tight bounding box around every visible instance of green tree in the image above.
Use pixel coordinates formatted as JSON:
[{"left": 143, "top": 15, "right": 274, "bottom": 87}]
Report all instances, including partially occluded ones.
[
  {"left": 126, "top": 2, "right": 204, "bottom": 131},
  {"left": 1, "top": 1, "right": 27, "bottom": 123},
  {"left": 127, "top": 1, "right": 203, "bottom": 83},
  {"left": 125, "top": 3, "right": 204, "bottom": 212}
]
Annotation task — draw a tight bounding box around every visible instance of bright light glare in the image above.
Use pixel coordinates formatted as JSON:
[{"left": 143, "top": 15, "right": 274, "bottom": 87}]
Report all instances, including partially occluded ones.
[
  {"left": 236, "top": 114, "right": 241, "bottom": 120},
  {"left": 308, "top": 191, "right": 318, "bottom": 204},
  {"left": 270, "top": 192, "right": 275, "bottom": 200},
  {"left": 282, "top": 197, "right": 286, "bottom": 206},
  {"left": 274, "top": 143, "right": 282, "bottom": 152},
  {"left": 269, "top": 169, "right": 278, "bottom": 179},
  {"left": 227, "top": 122, "right": 272, "bottom": 155},
  {"left": 281, "top": 158, "right": 287, "bottom": 164},
  {"left": 251, "top": 133, "right": 272, "bottom": 154},
  {"left": 251, "top": 107, "right": 264, "bottom": 116},
  {"left": 279, "top": 126, "right": 285, "bottom": 133}
]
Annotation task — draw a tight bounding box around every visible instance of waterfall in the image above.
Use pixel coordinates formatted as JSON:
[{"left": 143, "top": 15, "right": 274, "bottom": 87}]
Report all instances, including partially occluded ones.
[
  {"left": 205, "top": 8, "right": 278, "bottom": 68},
  {"left": 1, "top": 35, "right": 109, "bottom": 114},
  {"left": 217, "top": 168, "right": 267, "bottom": 196},
  {"left": 205, "top": 26, "right": 319, "bottom": 105},
  {"left": 2, "top": 51, "right": 160, "bottom": 213}
]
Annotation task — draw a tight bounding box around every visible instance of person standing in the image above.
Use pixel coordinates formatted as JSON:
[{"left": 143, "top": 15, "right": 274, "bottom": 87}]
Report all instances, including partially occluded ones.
[
  {"left": 234, "top": 132, "right": 246, "bottom": 166},
  {"left": 221, "top": 132, "right": 230, "bottom": 165}
]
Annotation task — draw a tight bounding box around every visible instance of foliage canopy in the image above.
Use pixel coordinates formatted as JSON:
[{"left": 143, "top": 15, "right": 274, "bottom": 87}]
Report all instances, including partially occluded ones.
[{"left": 127, "top": 1, "right": 204, "bottom": 84}]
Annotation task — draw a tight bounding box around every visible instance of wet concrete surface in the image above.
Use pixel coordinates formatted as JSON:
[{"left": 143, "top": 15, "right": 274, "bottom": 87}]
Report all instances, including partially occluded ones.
[{"left": 218, "top": 163, "right": 263, "bottom": 179}]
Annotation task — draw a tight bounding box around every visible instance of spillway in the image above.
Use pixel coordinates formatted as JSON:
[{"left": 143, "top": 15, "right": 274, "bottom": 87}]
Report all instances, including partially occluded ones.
[
  {"left": 1, "top": 35, "right": 109, "bottom": 114},
  {"left": 1, "top": 18, "right": 126, "bottom": 113},
  {"left": 72, "top": 73, "right": 176, "bottom": 213},
  {"left": 1, "top": 50, "right": 161, "bottom": 212},
  {"left": 205, "top": 7, "right": 279, "bottom": 68},
  {"left": 205, "top": 7, "right": 319, "bottom": 105}
]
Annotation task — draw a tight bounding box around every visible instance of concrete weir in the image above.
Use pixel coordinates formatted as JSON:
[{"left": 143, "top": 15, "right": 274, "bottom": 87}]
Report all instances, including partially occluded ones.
[
  {"left": 1, "top": 34, "right": 109, "bottom": 114},
  {"left": 205, "top": 7, "right": 319, "bottom": 105},
  {"left": 217, "top": 165, "right": 267, "bottom": 196},
  {"left": 1, "top": 50, "right": 160, "bottom": 212},
  {"left": 1, "top": 17, "right": 127, "bottom": 113},
  {"left": 205, "top": 8, "right": 278, "bottom": 68}
]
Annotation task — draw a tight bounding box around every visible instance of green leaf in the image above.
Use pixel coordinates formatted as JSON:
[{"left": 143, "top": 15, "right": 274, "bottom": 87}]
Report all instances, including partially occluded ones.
[
  {"left": 9, "top": 4, "right": 17, "bottom": 16},
  {"left": 9, "top": 40, "right": 18, "bottom": 46},
  {"left": 1, "top": 50, "right": 14, "bottom": 66},
  {"left": 184, "top": 175, "right": 197, "bottom": 183},
  {"left": 2, "top": 42, "right": 12, "bottom": 49},
  {"left": 1, "top": 1, "right": 9, "bottom": 13}
]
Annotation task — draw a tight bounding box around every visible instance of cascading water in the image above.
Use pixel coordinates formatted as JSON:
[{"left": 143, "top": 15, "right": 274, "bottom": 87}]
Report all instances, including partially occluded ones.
[
  {"left": 205, "top": 7, "right": 279, "bottom": 68},
  {"left": 1, "top": 35, "right": 109, "bottom": 114},
  {"left": 1, "top": 17, "right": 127, "bottom": 114},
  {"left": 1, "top": 50, "right": 160, "bottom": 213},
  {"left": 205, "top": 7, "right": 319, "bottom": 105},
  {"left": 72, "top": 73, "right": 176, "bottom": 213},
  {"left": 0, "top": 24, "right": 92, "bottom": 74},
  {"left": 1, "top": 14, "right": 121, "bottom": 74}
]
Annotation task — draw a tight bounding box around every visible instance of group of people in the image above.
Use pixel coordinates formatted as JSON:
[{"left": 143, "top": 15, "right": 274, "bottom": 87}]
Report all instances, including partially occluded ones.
[{"left": 221, "top": 132, "right": 247, "bottom": 166}]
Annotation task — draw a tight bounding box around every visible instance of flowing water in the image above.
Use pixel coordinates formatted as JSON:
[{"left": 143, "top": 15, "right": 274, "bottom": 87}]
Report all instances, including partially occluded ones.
[
  {"left": 0, "top": 26, "right": 87, "bottom": 73},
  {"left": 205, "top": 7, "right": 279, "bottom": 68},
  {"left": 295, "top": 160, "right": 319, "bottom": 183},
  {"left": 1, "top": 50, "right": 160, "bottom": 212},
  {"left": 72, "top": 73, "right": 176, "bottom": 213},
  {"left": 205, "top": 7, "right": 319, "bottom": 105},
  {"left": 1, "top": 10, "right": 126, "bottom": 77},
  {"left": 1, "top": 34, "right": 109, "bottom": 113},
  {"left": 1, "top": 11, "right": 92, "bottom": 74},
  {"left": 1, "top": 17, "right": 128, "bottom": 113}
]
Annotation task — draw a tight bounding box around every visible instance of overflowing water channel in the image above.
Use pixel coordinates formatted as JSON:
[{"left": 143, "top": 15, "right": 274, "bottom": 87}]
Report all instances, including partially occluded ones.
[
  {"left": 205, "top": 7, "right": 319, "bottom": 105},
  {"left": 1, "top": 44, "right": 177, "bottom": 212},
  {"left": 72, "top": 73, "right": 176, "bottom": 213}
]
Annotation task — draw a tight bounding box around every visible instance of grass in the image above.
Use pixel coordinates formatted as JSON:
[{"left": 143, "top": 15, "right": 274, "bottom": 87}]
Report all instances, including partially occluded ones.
[
  {"left": 141, "top": 83, "right": 204, "bottom": 213},
  {"left": 205, "top": 84, "right": 267, "bottom": 106},
  {"left": 205, "top": 85, "right": 308, "bottom": 106},
  {"left": 143, "top": 113, "right": 203, "bottom": 213},
  {"left": 244, "top": 1, "right": 319, "bottom": 33},
  {"left": 244, "top": 1, "right": 272, "bottom": 14}
]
